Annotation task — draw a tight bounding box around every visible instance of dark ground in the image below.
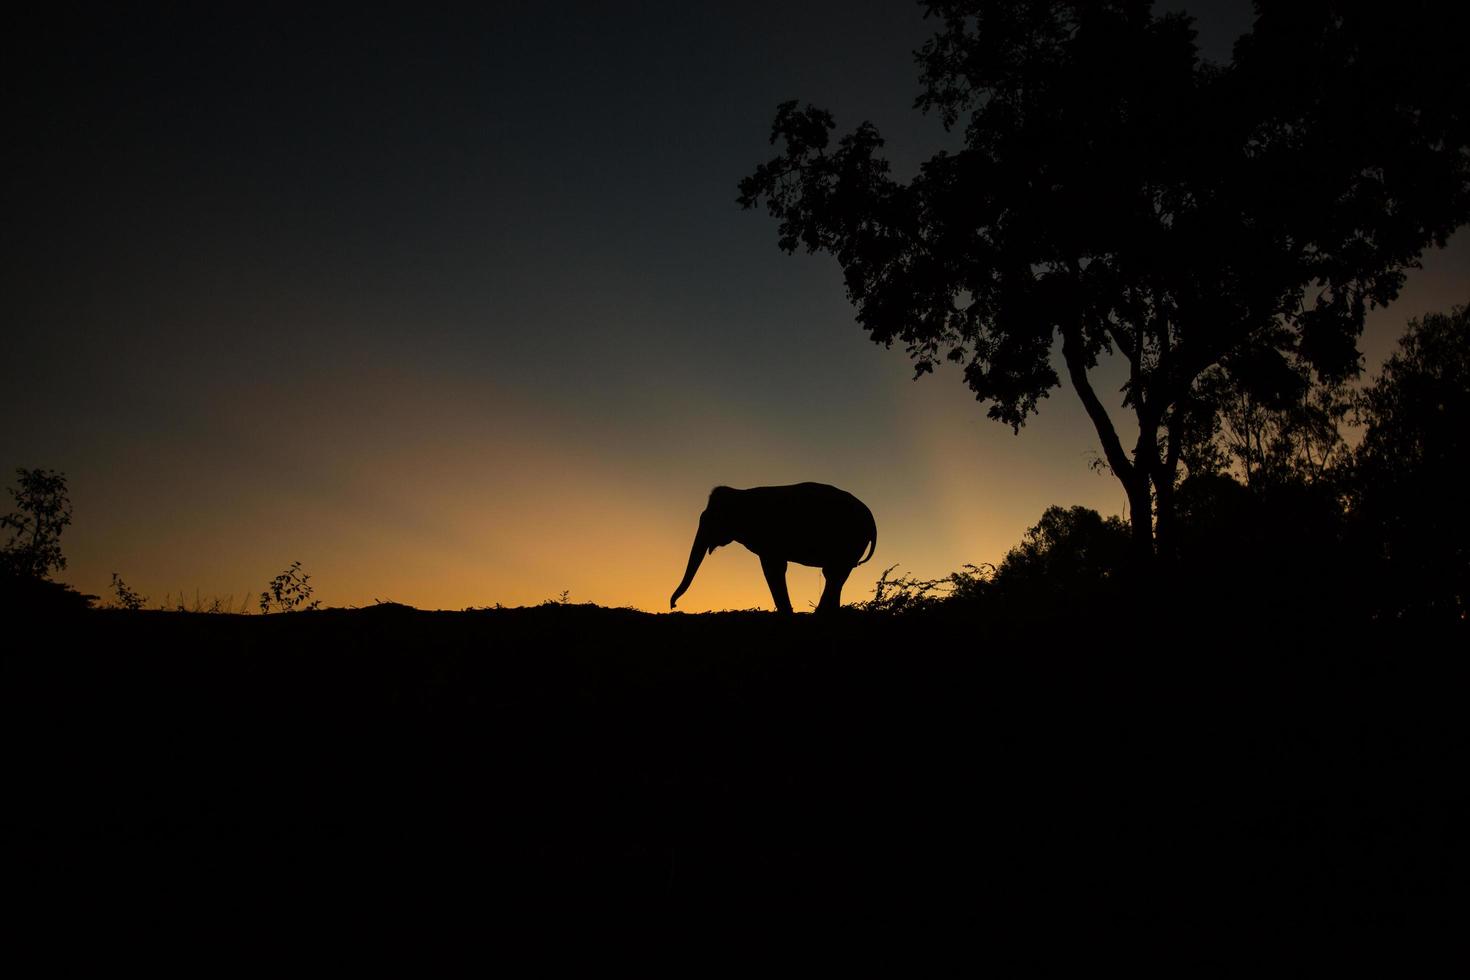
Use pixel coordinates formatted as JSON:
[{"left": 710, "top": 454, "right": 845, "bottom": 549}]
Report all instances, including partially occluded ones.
[{"left": 3, "top": 602, "right": 1464, "bottom": 938}]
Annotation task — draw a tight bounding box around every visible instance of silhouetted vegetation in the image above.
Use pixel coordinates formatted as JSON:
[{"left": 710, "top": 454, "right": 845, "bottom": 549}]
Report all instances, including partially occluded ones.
[
  {"left": 1, "top": 467, "right": 72, "bottom": 581},
  {"left": 259, "top": 560, "right": 321, "bottom": 614},
  {"left": 860, "top": 562, "right": 992, "bottom": 614},
  {"left": 1349, "top": 305, "right": 1470, "bottom": 621},
  {"left": 0, "top": 468, "right": 93, "bottom": 615},
  {"left": 860, "top": 505, "right": 1131, "bottom": 619},
  {"left": 160, "top": 590, "right": 251, "bottom": 614},
  {"left": 988, "top": 504, "right": 1130, "bottom": 601},
  {"left": 108, "top": 573, "right": 147, "bottom": 611},
  {"left": 740, "top": 0, "right": 1470, "bottom": 565},
  {"left": 855, "top": 298, "right": 1469, "bottom": 625}
]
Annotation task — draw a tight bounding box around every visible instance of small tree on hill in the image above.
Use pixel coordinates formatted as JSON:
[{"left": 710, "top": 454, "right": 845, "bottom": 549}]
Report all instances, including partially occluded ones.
[
  {"left": 260, "top": 561, "right": 321, "bottom": 614},
  {"left": 1, "top": 468, "right": 73, "bottom": 580},
  {"left": 109, "top": 573, "right": 148, "bottom": 611}
]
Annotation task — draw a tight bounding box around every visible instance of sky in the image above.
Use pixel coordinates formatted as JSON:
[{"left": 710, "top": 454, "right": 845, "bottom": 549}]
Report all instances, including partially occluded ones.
[{"left": 3, "top": 1, "right": 1466, "bottom": 612}]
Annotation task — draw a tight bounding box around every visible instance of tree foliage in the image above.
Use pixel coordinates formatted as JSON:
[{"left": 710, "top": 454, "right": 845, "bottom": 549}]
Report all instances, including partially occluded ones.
[
  {"left": 1192, "top": 359, "right": 1354, "bottom": 489},
  {"left": 860, "top": 505, "right": 1129, "bottom": 616},
  {"left": 1, "top": 468, "right": 73, "bottom": 581},
  {"left": 740, "top": 0, "right": 1470, "bottom": 562},
  {"left": 259, "top": 561, "right": 321, "bottom": 614},
  {"left": 1350, "top": 306, "right": 1470, "bottom": 619},
  {"left": 990, "top": 504, "right": 1130, "bottom": 597},
  {"left": 109, "top": 573, "right": 148, "bottom": 611}
]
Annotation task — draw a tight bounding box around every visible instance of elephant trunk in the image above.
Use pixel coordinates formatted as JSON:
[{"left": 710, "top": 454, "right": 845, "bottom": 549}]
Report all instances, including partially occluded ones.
[{"left": 670, "top": 525, "right": 708, "bottom": 609}]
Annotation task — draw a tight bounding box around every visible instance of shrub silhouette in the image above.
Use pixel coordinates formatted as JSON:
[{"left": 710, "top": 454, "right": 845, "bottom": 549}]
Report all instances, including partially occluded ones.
[
  {"left": 109, "top": 573, "right": 147, "bottom": 611},
  {"left": 862, "top": 562, "right": 992, "bottom": 615},
  {"left": 856, "top": 505, "right": 1128, "bottom": 622},
  {"left": 259, "top": 561, "right": 321, "bottom": 614},
  {"left": 990, "top": 505, "right": 1131, "bottom": 600},
  {"left": 1, "top": 468, "right": 72, "bottom": 581}
]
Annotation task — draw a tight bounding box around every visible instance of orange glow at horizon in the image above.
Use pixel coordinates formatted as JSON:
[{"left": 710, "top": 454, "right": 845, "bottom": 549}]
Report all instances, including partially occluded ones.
[
  {"left": 39, "top": 238, "right": 1466, "bottom": 614},
  {"left": 44, "top": 235, "right": 1464, "bottom": 616},
  {"left": 54, "top": 340, "right": 1135, "bottom": 613}
]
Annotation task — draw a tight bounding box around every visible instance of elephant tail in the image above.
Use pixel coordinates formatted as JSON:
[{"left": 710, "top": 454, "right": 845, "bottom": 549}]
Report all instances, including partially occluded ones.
[{"left": 856, "top": 506, "right": 877, "bottom": 565}]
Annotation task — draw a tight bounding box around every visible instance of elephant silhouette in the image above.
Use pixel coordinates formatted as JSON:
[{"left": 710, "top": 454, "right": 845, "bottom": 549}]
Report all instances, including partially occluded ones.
[{"left": 670, "top": 482, "right": 877, "bottom": 614}]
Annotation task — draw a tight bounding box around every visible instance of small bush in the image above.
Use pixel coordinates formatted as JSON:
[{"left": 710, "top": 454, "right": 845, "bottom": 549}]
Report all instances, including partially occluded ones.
[
  {"left": 1, "top": 468, "right": 72, "bottom": 581},
  {"left": 861, "top": 563, "right": 993, "bottom": 615},
  {"left": 109, "top": 573, "right": 147, "bottom": 611},
  {"left": 259, "top": 561, "right": 321, "bottom": 614}
]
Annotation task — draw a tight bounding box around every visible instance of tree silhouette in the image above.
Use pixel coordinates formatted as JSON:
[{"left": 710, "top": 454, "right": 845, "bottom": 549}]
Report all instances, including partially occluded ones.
[
  {"left": 739, "top": 0, "right": 1470, "bottom": 566},
  {"left": 1, "top": 468, "right": 72, "bottom": 581},
  {"left": 1350, "top": 306, "right": 1470, "bottom": 620},
  {"left": 991, "top": 504, "right": 1130, "bottom": 599},
  {"left": 1186, "top": 356, "right": 1353, "bottom": 492}
]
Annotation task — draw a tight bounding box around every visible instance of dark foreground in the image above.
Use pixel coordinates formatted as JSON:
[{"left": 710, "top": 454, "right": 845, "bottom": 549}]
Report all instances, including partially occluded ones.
[{"left": 4, "top": 603, "right": 1464, "bottom": 936}]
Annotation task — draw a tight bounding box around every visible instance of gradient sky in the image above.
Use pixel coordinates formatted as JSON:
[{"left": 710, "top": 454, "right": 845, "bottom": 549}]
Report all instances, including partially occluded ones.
[{"left": 4, "top": 1, "right": 1466, "bottom": 612}]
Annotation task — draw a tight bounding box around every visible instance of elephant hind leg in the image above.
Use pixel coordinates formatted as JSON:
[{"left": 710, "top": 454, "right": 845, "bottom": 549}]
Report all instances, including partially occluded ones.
[
  {"left": 759, "top": 554, "right": 794, "bottom": 614},
  {"left": 817, "top": 564, "right": 852, "bottom": 614}
]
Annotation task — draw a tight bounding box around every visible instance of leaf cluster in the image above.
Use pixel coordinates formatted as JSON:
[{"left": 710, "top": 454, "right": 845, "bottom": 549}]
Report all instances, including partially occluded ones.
[
  {"left": 860, "top": 562, "right": 994, "bottom": 614},
  {"left": 989, "top": 504, "right": 1131, "bottom": 598},
  {"left": 1349, "top": 305, "right": 1470, "bottom": 619},
  {"left": 259, "top": 560, "right": 321, "bottom": 614},
  {"left": 109, "top": 573, "right": 148, "bottom": 611},
  {"left": 1, "top": 467, "right": 73, "bottom": 581}
]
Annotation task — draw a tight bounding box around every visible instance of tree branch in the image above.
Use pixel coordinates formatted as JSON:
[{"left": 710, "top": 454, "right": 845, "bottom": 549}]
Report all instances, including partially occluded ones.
[
  {"left": 1154, "top": 405, "right": 1184, "bottom": 490},
  {"left": 1061, "top": 323, "right": 1134, "bottom": 484},
  {"left": 1105, "top": 322, "right": 1136, "bottom": 364}
]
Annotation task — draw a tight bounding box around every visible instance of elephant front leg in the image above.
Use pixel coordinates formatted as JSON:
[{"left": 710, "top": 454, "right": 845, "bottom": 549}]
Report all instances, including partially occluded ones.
[
  {"left": 759, "top": 554, "right": 794, "bottom": 614},
  {"left": 817, "top": 565, "right": 852, "bottom": 614}
]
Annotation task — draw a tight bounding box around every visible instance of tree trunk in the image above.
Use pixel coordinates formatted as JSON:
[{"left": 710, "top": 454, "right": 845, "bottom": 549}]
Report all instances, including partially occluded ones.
[
  {"left": 1126, "top": 473, "right": 1155, "bottom": 568},
  {"left": 1153, "top": 474, "right": 1177, "bottom": 565},
  {"left": 1152, "top": 406, "right": 1185, "bottom": 566}
]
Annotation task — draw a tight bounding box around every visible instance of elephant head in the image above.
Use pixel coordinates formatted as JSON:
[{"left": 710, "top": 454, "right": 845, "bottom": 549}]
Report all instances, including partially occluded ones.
[{"left": 669, "top": 483, "right": 876, "bottom": 613}]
